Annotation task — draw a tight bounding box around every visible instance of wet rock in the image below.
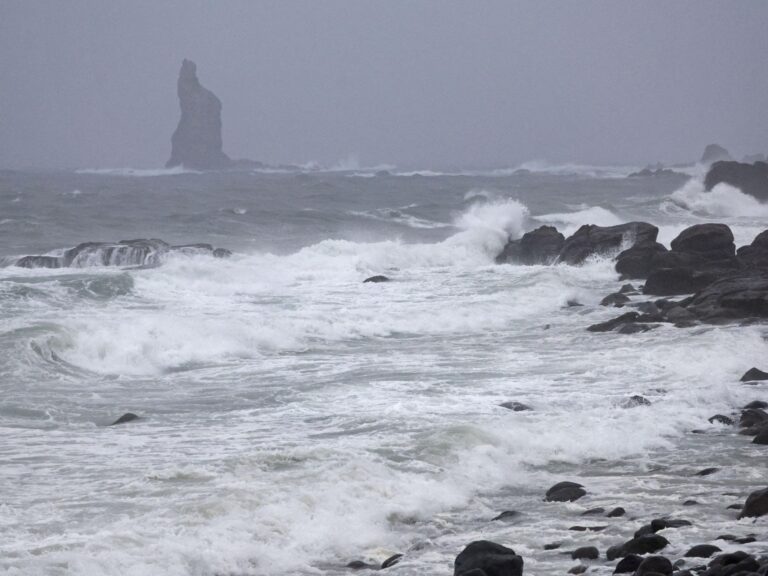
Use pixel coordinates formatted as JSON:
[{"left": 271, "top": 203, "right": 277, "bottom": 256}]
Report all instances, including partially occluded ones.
[
  {"left": 381, "top": 554, "right": 403, "bottom": 569},
  {"left": 708, "top": 415, "right": 734, "bottom": 426},
  {"left": 741, "top": 367, "right": 768, "bottom": 382},
  {"left": 606, "top": 535, "right": 669, "bottom": 560},
  {"left": 619, "top": 284, "right": 638, "bottom": 294},
  {"left": 109, "top": 413, "right": 139, "bottom": 426},
  {"left": 568, "top": 565, "right": 587, "bottom": 575},
  {"left": 739, "top": 408, "right": 768, "bottom": 428},
  {"left": 212, "top": 248, "right": 232, "bottom": 258},
  {"left": 752, "top": 428, "right": 768, "bottom": 444},
  {"left": 685, "top": 545, "right": 721, "bottom": 558},
  {"left": 346, "top": 560, "right": 377, "bottom": 570},
  {"left": 615, "top": 241, "right": 669, "bottom": 279},
  {"left": 581, "top": 507, "right": 606, "bottom": 516},
  {"left": 705, "top": 160, "right": 768, "bottom": 201},
  {"left": 706, "top": 551, "right": 760, "bottom": 576},
  {"left": 665, "top": 306, "right": 696, "bottom": 324},
  {"left": 571, "top": 546, "right": 599, "bottom": 560},
  {"left": 567, "top": 300, "right": 584, "bottom": 307},
  {"left": 499, "top": 402, "right": 533, "bottom": 412},
  {"left": 601, "top": 293, "right": 631, "bottom": 307},
  {"left": 587, "top": 312, "right": 639, "bottom": 333},
  {"left": 670, "top": 224, "right": 736, "bottom": 258},
  {"left": 738, "top": 487, "right": 768, "bottom": 519},
  {"left": 695, "top": 467, "right": 720, "bottom": 476},
  {"left": 363, "top": 275, "right": 390, "bottom": 283},
  {"left": 684, "top": 271, "right": 768, "bottom": 323},
  {"left": 543, "top": 542, "right": 562, "bottom": 551},
  {"left": 733, "top": 535, "right": 756, "bottom": 544},
  {"left": 166, "top": 59, "right": 231, "bottom": 170},
  {"left": 607, "top": 507, "right": 626, "bottom": 518},
  {"left": 616, "top": 323, "right": 658, "bottom": 335},
  {"left": 492, "top": 511, "right": 521, "bottom": 521},
  {"left": 683, "top": 500, "right": 698, "bottom": 506},
  {"left": 643, "top": 267, "right": 715, "bottom": 297},
  {"left": 545, "top": 481, "right": 586, "bottom": 502},
  {"left": 454, "top": 540, "right": 524, "bottom": 576},
  {"left": 559, "top": 222, "right": 659, "bottom": 265},
  {"left": 496, "top": 226, "right": 565, "bottom": 265},
  {"left": 613, "top": 554, "right": 642, "bottom": 573},
  {"left": 726, "top": 504, "right": 741, "bottom": 510},
  {"left": 14, "top": 255, "right": 62, "bottom": 269},
  {"left": 744, "top": 400, "right": 768, "bottom": 409},
  {"left": 636, "top": 556, "right": 673, "bottom": 576}
]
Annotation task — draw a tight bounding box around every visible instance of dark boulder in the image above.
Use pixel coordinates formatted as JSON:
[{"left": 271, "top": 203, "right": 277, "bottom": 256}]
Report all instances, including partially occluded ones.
[
  {"left": 738, "top": 487, "right": 768, "bottom": 519},
  {"left": 581, "top": 507, "right": 606, "bottom": 516},
  {"left": 587, "top": 312, "right": 639, "bottom": 333},
  {"left": 109, "top": 413, "right": 139, "bottom": 426},
  {"left": 571, "top": 546, "right": 598, "bottom": 560},
  {"left": 739, "top": 408, "right": 768, "bottom": 428},
  {"left": 615, "top": 241, "right": 668, "bottom": 279},
  {"left": 670, "top": 224, "right": 735, "bottom": 259},
  {"left": 613, "top": 554, "right": 641, "bottom": 574},
  {"left": 606, "top": 535, "right": 669, "bottom": 560},
  {"left": 363, "top": 275, "right": 390, "bottom": 283},
  {"left": 706, "top": 551, "right": 760, "bottom": 576},
  {"left": 454, "top": 541, "right": 524, "bottom": 576},
  {"left": 708, "top": 414, "right": 734, "bottom": 426},
  {"left": 684, "top": 271, "right": 768, "bottom": 322},
  {"left": 737, "top": 230, "right": 768, "bottom": 269},
  {"left": 543, "top": 542, "right": 561, "bottom": 551},
  {"left": 744, "top": 400, "right": 768, "bottom": 409},
  {"left": 741, "top": 367, "right": 768, "bottom": 382},
  {"left": 700, "top": 144, "right": 732, "bottom": 164},
  {"left": 567, "top": 566, "right": 586, "bottom": 575},
  {"left": 545, "top": 481, "right": 586, "bottom": 502},
  {"left": 607, "top": 507, "right": 626, "bottom": 518},
  {"left": 753, "top": 428, "right": 768, "bottom": 444},
  {"left": 559, "top": 222, "right": 658, "bottom": 265},
  {"left": 643, "top": 267, "right": 717, "bottom": 296},
  {"left": 705, "top": 160, "right": 768, "bottom": 201},
  {"left": 695, "top": 467, "right": 720, "bottom": 476},
  {"left": 496, "top": 226, "right": 565, "bottom": 265},
  {"left": 636, "top": 556, "right": 673, "bottom": 576},
  {"left": 685, "top": 544, "right": 721, "bottom": 558}
]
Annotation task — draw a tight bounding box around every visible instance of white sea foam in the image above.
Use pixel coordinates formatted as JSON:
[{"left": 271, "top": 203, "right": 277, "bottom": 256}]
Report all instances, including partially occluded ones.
[
  {"left": 667, "top": 177, "right": 768, "bottom": 218},
  {"left": 76, "top": 166, "right": 200, "bottom": 177},
  {"left": 534, "top": 205, "right": 624, "bottom": 236}
]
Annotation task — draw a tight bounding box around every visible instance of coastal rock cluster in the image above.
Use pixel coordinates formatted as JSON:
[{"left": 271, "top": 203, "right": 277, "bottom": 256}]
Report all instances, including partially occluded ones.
[
  {"left": 11, "top": 238, "right": 231, "bottom": 269},
  {"left": 497, "top": 221, "right": 768, "bottom": 329}
]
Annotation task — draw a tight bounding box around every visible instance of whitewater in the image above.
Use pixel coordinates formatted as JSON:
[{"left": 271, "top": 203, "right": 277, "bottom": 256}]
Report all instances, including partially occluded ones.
[{"left": 0, "top": 167, "right": 766, "bottom": 576}]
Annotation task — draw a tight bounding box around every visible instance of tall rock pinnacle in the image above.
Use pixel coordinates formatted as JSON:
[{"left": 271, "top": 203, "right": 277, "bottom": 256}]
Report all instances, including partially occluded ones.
[{"left": 166, "top": 59, "right": 231, "bottom": 170}]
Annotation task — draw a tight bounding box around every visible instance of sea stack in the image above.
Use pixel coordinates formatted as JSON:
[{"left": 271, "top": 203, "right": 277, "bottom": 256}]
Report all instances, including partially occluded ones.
[{"left": 166, "top": 59, "right": 231, "bottom": 170}]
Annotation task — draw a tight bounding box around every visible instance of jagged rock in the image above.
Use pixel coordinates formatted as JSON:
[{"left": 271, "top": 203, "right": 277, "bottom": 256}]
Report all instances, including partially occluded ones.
[
  {"left": 627, "top": 167, "right": 682, "bottom": 178},
  {"left": 741, "top": 367, "right": 768, "bottom": 382},
  {"left": 684, "top": 271, "right": 768, "bottom": 322},
  {"left": 738, "top": 487, "right": 768, "bottom": 518},
  {"left": 496, "top": 225, "right": 565, "bottom": 265},
  {"left": 695, "top": 467, "right": 719, "bottom": 476},
  {"left": 454, "top": 540, "right": 523, "bottom": 576},
  {"left": 559, "top": 222, "right": 658, "bottom": 265},
  {"left": 381, "top": 554, "right": 403, "bottom": 569},
  {"left": 708, "top": 415, "right": 734, "bottom": 426},
  {"left": 700, "top": 144, "right": 732, "bottom": 164},
  {"left": 167, "top": 59, "right": 231, "bottom": 170},
  {"left": 492, "top": 511, "right": 521, "bottom": 521},
  {"left": 545, "top": 481, "right": 586, "bottom": 502},
  {"left": 704, "top": 160, "right": 768, "bottom": 200}
]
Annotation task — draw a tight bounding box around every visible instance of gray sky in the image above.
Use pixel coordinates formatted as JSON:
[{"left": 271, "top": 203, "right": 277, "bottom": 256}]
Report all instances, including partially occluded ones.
[{"left": 1, "top": 1, "right": 766, "bottom": 169}]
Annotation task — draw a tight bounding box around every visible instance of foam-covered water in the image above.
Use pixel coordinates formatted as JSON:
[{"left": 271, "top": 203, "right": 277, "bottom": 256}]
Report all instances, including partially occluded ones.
[{"left": 0, "top": 168, "right": 766, "bottom": 576}]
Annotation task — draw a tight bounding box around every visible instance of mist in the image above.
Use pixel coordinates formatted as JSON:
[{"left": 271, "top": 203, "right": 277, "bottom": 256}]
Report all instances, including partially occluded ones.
[{"left": 1, "top": 0, "right": 766, "bottom": 169}]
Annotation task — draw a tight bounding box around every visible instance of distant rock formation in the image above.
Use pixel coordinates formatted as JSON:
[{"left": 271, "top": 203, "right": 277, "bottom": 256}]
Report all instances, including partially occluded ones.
[
  {"left": 743, "top": 153, "right": 767, "bottom": 164},
  {"left": 166, "top": 59, "right": 231, "bottom": 170},
  {"left": 705, "top": 160, "right": 768, "bottom": 201},
  {"left": 699, "top": 144, "right": 732, "bottom": 164}
]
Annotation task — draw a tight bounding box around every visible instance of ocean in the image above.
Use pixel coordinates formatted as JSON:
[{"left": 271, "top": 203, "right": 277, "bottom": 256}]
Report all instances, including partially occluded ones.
[{"left": 0, "top": 164, "right": 766, "bottom": 575}]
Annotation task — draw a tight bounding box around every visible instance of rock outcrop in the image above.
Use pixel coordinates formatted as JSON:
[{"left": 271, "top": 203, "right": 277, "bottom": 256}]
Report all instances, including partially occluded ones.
[
  {"left": 12, "top": 239, "right": 232, "bottom": 269},
  {"left": 495, "top": 226, "right": 564, "bottom": 265},
  {"left": 700, "top": 144, "right": 732, "bottom": 164},
  {"left": 166, "top": 59, "right": 231, "bottom": 170},
  {"left": 704, "top": 160, "right": 768, "bottom": 201}
]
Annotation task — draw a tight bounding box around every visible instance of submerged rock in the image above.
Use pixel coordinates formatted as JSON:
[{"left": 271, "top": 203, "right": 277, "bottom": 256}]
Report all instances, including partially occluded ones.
[
  {"left": 606, "top": 534, "right": 669, "bottom": 560},
  {"left": 499, "top": 401, "right": 533, "bottom": 412},
  {"left": 363, "top": 275, "right": 390, "bottom": 283},
  {"left": 571, "top": 546, "right": 598, "bottom": 560},
  {"left": 109, "top": 413, "right": 139, "bottom": 426},
  {"left": 454, "top": 540, "right": 523, "bottom": 576},
  {"left": 166, "top": 59, "right": 231, "bottom": 170}
]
